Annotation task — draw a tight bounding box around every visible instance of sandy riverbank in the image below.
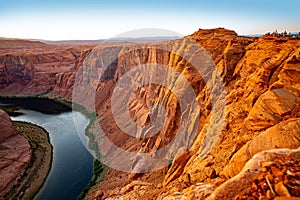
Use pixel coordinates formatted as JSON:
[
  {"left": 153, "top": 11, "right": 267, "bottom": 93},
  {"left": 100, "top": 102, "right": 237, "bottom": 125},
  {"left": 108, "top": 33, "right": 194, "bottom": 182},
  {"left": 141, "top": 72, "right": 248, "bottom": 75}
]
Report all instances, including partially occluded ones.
[{"left": 4, "top": 122, "right": 52, "bottom": 200}]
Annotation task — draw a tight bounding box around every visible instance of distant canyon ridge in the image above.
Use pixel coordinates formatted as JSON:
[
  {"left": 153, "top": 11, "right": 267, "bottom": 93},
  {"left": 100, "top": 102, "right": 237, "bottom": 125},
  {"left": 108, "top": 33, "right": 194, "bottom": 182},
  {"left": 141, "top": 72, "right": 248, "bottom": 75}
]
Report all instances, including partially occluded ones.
[{"left": 0, "top": 28, "right": 299, "bottom": 199}]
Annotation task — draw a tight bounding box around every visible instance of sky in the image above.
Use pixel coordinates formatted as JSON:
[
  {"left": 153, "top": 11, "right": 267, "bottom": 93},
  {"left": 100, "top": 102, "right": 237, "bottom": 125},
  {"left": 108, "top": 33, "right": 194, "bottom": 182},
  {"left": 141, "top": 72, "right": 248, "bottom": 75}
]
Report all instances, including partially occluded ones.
[{"left": 0, "top": 0, "right": 299, "bottom": 40}]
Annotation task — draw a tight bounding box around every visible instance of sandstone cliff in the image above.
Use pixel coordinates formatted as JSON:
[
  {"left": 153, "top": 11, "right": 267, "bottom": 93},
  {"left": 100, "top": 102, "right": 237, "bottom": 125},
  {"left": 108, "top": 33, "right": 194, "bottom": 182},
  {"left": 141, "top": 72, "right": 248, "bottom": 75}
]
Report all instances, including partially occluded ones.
[
  {"left": 0, "top": 28, "right": 299, "bottom": 199},
  {"left": 84, "top": 28, "right": 300, "bottom": 199},
  {"left": 0, "top": 38, "right": 96, "bottom": 98},
  {"left": 0, "top": 109, "right": 31, "bottom": 197}
]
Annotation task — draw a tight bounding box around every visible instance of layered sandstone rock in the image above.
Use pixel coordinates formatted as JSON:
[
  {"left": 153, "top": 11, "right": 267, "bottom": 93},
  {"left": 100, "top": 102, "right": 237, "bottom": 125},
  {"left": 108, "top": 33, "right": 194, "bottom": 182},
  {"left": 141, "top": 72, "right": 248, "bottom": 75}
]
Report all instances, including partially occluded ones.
[
  {"left": 161, "top": 148, "right": 300, "bottom": 200},
  {"left": 0, "top": 38, "right": 96, "bottom": 98},
  {"left": 208, "top": 148, "right": 300, "bottom": 200},
  {"left": 0, "top": 109, "right": 31, "bottom": 197},
  {"left": 0, "top": 29, "right": 299, "bottom": 200},
  {"left": 87, "top": 29, "right": 300, "bottom": 199},
  {"left": 156, "top": 31, "right": 300, "bottom": 200}
]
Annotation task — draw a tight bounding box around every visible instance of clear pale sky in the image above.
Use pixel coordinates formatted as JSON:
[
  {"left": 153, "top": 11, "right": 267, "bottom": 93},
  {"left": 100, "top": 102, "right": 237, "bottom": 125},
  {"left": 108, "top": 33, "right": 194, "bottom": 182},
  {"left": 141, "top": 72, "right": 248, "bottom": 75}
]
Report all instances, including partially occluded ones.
[{"left": 0, "top": 0, "right": 299, "bottom": 40}]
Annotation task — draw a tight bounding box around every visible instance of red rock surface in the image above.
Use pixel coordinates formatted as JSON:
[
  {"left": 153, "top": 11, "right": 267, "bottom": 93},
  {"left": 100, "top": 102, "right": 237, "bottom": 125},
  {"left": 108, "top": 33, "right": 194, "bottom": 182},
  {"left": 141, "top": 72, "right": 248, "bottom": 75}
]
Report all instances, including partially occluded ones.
[
  {"left": 0, "top": 38, "right": 97, "bottom": 98},
  {"left": 155, "top": 30, "right": 300, "bottom": 200},
  {"left": 88, "top": 29, "right": 300, "bottom": 199},
  {"left": 0, "top": 109, "right": 31, "bottom": 197},
  {"left": 208, "top": 148, "right": 300, "bottom": 200},
  {"left": 0, "top": 28, "right": 299, "bottom": 199}
]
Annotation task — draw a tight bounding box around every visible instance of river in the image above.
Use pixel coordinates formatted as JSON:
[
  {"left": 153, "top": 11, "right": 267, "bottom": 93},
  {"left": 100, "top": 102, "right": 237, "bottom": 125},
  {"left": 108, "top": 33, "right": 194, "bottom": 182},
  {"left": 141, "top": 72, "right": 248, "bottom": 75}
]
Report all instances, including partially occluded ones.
[{"left": 1, "top": 98, "right": 94, "bottom": 200}]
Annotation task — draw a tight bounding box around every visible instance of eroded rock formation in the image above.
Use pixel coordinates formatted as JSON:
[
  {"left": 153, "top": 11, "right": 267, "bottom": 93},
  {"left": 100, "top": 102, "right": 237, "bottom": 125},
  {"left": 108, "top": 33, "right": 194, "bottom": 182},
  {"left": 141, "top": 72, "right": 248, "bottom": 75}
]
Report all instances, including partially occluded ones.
[
  {"left": 0, "top": 28, "right": 299, "bottom": 199},
  {"left": 0, "top": 109, "right": 31, "bottom": 197}
]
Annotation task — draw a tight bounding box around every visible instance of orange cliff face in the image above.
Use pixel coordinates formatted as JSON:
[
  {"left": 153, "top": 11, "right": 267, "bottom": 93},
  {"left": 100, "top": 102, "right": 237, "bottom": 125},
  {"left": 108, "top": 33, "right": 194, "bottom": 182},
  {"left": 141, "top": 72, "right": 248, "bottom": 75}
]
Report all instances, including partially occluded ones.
[
  {"left": 156, "top": 30, "right": 300, "bottom": 200},
  {"left": 0, "top": 28, "right": 299, "bottom": 199},
  {"left": 87, "top": 29, "right": 300, "bottom": 199}
]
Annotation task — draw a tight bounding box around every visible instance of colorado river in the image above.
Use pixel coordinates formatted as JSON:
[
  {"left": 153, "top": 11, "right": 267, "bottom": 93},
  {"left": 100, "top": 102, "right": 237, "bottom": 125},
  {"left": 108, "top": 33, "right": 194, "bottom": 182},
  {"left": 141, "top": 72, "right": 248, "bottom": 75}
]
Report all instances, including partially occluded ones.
[{"left": 2, "top": 98, "right": 94, "bottom": 200}]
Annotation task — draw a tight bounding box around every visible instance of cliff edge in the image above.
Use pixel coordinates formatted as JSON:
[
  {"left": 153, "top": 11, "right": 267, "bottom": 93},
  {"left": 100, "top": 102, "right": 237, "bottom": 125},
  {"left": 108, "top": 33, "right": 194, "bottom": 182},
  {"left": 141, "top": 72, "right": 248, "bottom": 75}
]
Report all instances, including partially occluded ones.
[
  {"left": 0, "top": 28, "right": 299, "bottom": 199},
  {"left": 0, "top": 109, "right": 31, "bottom": 197}
]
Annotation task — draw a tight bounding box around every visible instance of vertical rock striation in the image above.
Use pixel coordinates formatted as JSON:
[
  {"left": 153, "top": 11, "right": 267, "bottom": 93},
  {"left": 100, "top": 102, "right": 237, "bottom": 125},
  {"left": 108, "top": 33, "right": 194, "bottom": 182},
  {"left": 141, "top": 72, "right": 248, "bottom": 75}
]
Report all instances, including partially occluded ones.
[{"left": 0, "top": 28, "right": 299, "bottom": 199}]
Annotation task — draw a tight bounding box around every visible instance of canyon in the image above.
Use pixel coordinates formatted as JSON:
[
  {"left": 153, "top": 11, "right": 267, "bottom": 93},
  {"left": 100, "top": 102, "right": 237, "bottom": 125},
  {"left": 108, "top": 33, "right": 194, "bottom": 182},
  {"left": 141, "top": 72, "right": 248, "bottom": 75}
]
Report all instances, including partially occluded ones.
[
  {"left": 0, "top": 28, "right": 299, "bottom": 199},
  {"left": 0, "top": 109, "right": 31, "bottom": 198}
]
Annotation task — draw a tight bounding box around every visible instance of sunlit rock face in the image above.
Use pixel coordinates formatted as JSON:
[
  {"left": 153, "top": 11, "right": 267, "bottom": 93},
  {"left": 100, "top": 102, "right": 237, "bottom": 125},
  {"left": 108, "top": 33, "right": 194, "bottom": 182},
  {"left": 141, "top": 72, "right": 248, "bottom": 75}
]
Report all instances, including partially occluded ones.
[{"left": 0, "top": 28, "right": 299, "bottom": 199}]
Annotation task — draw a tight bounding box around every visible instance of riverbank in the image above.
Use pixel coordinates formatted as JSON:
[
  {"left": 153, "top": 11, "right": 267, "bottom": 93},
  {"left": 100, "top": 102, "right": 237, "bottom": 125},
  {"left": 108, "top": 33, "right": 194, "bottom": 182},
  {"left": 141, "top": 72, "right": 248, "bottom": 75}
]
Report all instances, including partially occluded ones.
[
  {"left": 0, "top": 96, "right": 106, "bottom": 199},
  {"left": 51, "top": 98, "right": 109, "bottom": 199},
  {"left": 4, "top": 121, "right": 52, "bottom": 200},
  {"left": 69, "top": 102, "right": 109, "bottom": 200}
]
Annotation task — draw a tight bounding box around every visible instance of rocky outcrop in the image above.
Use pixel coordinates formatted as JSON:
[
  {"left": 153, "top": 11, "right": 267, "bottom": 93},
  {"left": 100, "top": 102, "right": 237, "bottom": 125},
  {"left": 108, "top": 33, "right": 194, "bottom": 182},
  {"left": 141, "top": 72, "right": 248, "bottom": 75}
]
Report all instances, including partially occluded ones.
[
  {"left": 87, "top": 29, "right": 300, "bottom": 199},
  {"left": 222, "top": 118, "right": 300, "bottom": 178},
  {"left": 208, "top": 148, "right": 300, "bottom": 200},
  {"left": 0, "top": 55, "right": 35, "bottom": 86},
  {"left": 155, "top": 32, "right": 300, "bottom": 200},
  {"left": 161, "top": 148, "right": 300, "bottom": 200},
  {"left": 0, "top": 109, "right": 31, "bottom": 197},
  {"left": 0, "top": 28, "right": 299, "bottom": 199},
  {"left": 0, "top": 38, "right": 95, "bottom": 98}
]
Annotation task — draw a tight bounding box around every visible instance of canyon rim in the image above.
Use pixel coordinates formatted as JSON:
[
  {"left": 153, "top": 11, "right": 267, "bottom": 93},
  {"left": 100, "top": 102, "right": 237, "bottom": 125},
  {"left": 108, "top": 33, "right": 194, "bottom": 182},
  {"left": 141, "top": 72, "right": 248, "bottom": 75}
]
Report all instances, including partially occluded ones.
[{"left": 0, "top": 27, "right": 299, "bottom": 200}]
